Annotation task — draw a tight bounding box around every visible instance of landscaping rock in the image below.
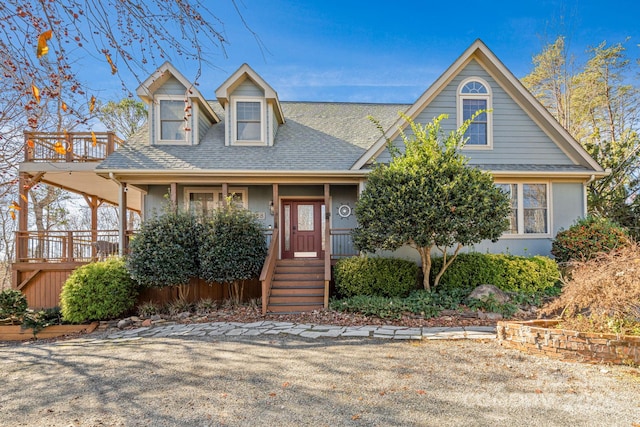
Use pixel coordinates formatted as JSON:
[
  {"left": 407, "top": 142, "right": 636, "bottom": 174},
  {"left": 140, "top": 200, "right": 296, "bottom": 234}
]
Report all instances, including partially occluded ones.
[
  {"left": 478, "top": 312, "right": 503, "bottom": 321},
  {"left": 117, "top": 319, "right": 133, "bottom": 329},
  {"left": 150, "top": 315, "right": 162, "bottom": 321},
  {"left": 141, "top": 319, "right": 152, "bottom": 327},
  {"left": 177, "top": 311, "right": 191, "bottom": 319},
  {"left": 468, "top": 284, "right": 511, "bottom": 303}
]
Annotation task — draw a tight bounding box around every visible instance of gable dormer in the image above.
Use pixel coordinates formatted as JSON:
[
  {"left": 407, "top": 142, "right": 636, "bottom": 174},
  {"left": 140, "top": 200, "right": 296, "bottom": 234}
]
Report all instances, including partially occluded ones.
[
  {"left": 215, "top": 64, "right": 285, "bottom": 146},
  {"left": 137, "top": 62, "right": 219, "bottom": 146}
]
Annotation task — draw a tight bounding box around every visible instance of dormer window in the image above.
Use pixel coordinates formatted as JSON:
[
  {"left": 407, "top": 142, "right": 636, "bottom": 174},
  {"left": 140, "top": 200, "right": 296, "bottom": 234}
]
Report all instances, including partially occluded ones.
[
  {"left": 457, "top": 77, "right": 492, "bottom": 149},
  {"left": 160, "top": 100, "right": 185, "bottom": 140},
  {"left": 232, "top": 98, "right": 266, "bottom": 145},
  {"left": 156, "top": 96, "right": 191, "bottom": 144}
]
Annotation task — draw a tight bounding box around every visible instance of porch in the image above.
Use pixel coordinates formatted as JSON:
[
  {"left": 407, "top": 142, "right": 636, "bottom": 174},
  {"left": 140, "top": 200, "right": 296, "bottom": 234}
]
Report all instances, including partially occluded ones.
[{"left": 13, "top": 132, "right": 361, "bottom": 312}]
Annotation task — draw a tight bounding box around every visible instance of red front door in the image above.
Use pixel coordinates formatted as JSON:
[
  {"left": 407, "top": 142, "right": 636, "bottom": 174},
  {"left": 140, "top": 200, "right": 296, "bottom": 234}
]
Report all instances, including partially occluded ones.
[{"left": 281, "top": 200, "right": 324, "bottom": 259}]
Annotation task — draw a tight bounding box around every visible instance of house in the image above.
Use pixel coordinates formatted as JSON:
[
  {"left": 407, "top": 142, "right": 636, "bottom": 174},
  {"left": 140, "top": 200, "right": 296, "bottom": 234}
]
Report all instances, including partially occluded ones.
[{"left": 13, "top": 39, "right": 606, "bottom": 313}]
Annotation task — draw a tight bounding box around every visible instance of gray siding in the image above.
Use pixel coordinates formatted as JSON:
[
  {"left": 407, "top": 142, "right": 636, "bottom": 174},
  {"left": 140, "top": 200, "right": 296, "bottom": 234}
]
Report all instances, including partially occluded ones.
[
  {"left": 155, "top": 76, "right": 187, "bottom": 95},
  {"left": 376, "top": 60, "right": 574, "bottom": 166},
  {"left": 330, "top": 185, "right": 358, "bottom": 230},
  {"left": 233, "top": 80, "right": 265, "bottom": 97}
]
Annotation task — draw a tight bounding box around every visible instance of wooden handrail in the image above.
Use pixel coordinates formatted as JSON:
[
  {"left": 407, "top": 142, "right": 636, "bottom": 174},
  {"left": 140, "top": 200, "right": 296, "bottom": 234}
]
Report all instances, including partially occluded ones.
[
  {"left": 259, "top": 230, "right": 279, "bottom": 315},
  {"left": 23, "top": 131, "right": 123, "bottom": 163}
]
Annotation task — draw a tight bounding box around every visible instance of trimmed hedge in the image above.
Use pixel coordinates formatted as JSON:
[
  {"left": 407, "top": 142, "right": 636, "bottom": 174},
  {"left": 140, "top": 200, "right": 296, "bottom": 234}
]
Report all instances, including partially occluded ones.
[
  {"left": 431, "top": 252, "right": 560, "bottom": 294},
  {"left": 551, "top": 216, "right": 630, "bottom": 263},
  {"left": 60, "top": 258, "right": 138, "bottom": 323},
  {"left": 334, "top": 256, "right": 419, "bottom": 298}
]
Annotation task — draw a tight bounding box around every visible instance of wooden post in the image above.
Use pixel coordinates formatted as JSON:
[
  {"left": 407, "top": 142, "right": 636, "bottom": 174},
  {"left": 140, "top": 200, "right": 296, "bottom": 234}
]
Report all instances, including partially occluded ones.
[
  {"left": 107, "top": 133, "right": 115, "bottom": 155},
  {"left": 65, "top": 132, "right": 73, "bottom": 162},
  {"left": 66, "top": 231, "right": 74, "bottom": 262},
  {"left": 272, "top": 184, "right": 279, "bottom": 229},
  {"left": 221, "top": 183, "right": 229, "bottom": 207},
  {"left": 170, "top": 183, "right": 178, "bottom": 208},
  {"left": 323, "top": 183, "right": 331, "bottom": 309},
  {"left": 16, "top": 173, "right": 29, "bottom": 262},
  {"left": 83, "top": 195, "right": 100, "bottom": 260},
  {"left": 119, "top": 182, "right": 127, "bottom": 256}
]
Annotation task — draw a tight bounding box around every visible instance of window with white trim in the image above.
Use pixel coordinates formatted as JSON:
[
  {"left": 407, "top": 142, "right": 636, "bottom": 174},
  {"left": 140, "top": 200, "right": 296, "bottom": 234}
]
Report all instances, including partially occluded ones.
[
  {"left": 184, "top": 187, "right": 248, "bottom": 217},
  {"left": 457, "top": 78, "right": 492, "bottom": 148},
  {"left": 232, "top": 98, "right": 265, "bottom": 145},
  {"left": 497, "top": 183, "right": 549, "bottom": 235},
  {"left": 156, "top": 97, "right": 190, "bottom": 144}
]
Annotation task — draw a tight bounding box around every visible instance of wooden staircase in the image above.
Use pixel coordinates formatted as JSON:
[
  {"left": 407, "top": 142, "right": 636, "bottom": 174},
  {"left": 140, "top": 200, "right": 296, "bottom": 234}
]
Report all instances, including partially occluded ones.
[{"left": 267, "top": 259, "right": 325, "bottom": 313}]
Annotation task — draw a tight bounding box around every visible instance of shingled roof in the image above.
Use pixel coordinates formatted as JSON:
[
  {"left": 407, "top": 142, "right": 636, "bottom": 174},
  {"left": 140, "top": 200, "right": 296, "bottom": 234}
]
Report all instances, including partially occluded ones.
[{"left": 97, "top": 101, "right": 410, "bottom": 172}]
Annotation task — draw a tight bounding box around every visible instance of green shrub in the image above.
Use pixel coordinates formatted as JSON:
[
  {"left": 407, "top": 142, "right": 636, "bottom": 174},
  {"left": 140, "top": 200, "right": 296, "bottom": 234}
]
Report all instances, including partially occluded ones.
[
  {"left": 551, "top": 216, "right": 630, "bottom": 263},
  {"left": 0, "top": 289, "right": 28, "bottom": 320},
  {"left": 199, "top": 204, "right": 267, "bottom": 304},
  {"left": 60, "top": 258, "right": 138, "bottom": 323},
  {"left": 334, "top": 256, "right": 419, "bottom": 298},
  {"left": 127, "top": 209, "right": 202, "bottom": 299},
  {"left": 432, "top": 252, "right": 560, "bottom": 294}
]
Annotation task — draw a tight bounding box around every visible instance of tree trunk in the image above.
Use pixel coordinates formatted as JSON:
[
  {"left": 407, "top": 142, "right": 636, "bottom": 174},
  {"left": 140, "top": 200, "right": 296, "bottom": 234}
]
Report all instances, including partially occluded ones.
[
  {"left": 417, "top": 246, "right": 433, "bottom": 292},
  {"left": 433, "top": 243, "right": 464, "bottom": 289}
]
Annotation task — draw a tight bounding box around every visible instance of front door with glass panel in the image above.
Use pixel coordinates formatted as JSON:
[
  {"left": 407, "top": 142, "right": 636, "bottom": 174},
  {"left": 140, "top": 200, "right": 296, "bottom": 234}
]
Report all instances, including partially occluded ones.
[{"left": 281, "top": 200, "right": 325, "bottom": 259}]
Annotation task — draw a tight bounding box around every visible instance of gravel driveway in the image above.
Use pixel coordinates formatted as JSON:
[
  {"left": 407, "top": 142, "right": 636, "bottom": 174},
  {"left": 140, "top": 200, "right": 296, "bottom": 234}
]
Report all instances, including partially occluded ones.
[{"left": 1, "top": 334, "right": 639, "bottom": 426}]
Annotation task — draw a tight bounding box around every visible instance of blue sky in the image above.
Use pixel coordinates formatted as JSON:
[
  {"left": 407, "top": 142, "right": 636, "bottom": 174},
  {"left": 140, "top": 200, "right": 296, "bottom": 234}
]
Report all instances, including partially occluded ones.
[{"left": 100, "top": 0, "right": 640, "bottom": 104}]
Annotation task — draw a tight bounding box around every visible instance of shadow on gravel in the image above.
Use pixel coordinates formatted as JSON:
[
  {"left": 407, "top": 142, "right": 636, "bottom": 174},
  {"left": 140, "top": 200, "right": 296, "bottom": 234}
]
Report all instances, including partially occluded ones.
[{"left": 1, "top": 336, "right": 638, "bottom": 426}]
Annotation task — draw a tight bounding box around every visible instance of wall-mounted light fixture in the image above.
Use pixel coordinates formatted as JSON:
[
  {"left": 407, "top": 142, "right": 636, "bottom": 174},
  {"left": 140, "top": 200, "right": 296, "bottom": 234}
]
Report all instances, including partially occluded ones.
[{"left": 269, "top": 200, "right": 274, "bottom": 215}]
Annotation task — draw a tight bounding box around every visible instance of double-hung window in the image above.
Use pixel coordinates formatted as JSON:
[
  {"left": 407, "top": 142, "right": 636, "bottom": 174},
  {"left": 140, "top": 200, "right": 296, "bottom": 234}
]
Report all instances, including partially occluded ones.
[
  {"left": 458, "top": 78, "right": 492, "bottom": 148},
  {"left": 232, "top": 98, "right": 265, "bottom": 144},
  {"left": 497, "top": 183, "right": 549, "bottom": 235},
  {"left": 157, "top": 97, "right": 189, "bottom": 144}
]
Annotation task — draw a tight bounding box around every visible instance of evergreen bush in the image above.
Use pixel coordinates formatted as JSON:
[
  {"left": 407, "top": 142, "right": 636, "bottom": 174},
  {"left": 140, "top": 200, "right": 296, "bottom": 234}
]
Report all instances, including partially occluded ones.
[
  {"left": 60, "top": 258, "right": 138, "bottom": 323},
  {"left": 432, "top": 252, "right": 560, "bottom": 294},
  {"left": 551, "top": 216, "right": 630, "bottom": 263},
  {"left": 0, "top": 289, "right": 28, "bottom": 321},
  {"left": 334, "top": 256, "right": 419, "bottom": 298},
  {"left": 127, "top": 209, "right": 202, "bottom": 299},
  {"left": 199, "top": 204, "right": 267, "bottom": 304}
]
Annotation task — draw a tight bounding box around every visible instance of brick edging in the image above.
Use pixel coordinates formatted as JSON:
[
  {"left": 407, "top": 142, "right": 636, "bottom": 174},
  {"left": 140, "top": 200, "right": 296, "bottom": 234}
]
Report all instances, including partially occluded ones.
[{"left": 496, "top": 320, "right": 639, "bottom": 366}]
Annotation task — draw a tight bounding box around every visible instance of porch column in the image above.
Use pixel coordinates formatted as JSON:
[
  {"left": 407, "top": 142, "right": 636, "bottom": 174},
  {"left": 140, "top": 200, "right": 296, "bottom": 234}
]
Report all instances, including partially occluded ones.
[
  {"left": 118, "top": 182, "right": 127, "bottom": 256},
  {"left": 221, "top": 183, "right": 229, "bottom": 207},
  {"left": 16, "top": 172, "right": 29, "bottom": 262},
  {"left": 170, "top": 183, "right": 178, "bottom": 208},
  {"left": 83, "top": 194, "right": 101, "bottom": 259},
  {"left": 323, "top": 183, "right": 331, "bottom": 308},
  {"left": 272, "top": 184, "right": 279, "bottom": 228}
]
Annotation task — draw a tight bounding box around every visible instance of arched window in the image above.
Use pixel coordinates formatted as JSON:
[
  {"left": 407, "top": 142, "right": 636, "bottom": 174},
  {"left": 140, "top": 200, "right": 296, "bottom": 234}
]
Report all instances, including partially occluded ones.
[{"left": 457, "top": 77, "right": 492, "bottom": 148}]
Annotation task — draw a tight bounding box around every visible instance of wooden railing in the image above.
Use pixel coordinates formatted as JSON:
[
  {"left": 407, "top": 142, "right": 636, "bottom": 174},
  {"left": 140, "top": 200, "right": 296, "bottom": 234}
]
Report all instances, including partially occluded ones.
[
  {"left": 24, "top": 131, "right": 122, "bottom": 163},
  {"left": 259, "top": 230, "right": 279, "bottom": 315},
  {"left": 15, "top": 230, "right": 123, "bottom": 263}
]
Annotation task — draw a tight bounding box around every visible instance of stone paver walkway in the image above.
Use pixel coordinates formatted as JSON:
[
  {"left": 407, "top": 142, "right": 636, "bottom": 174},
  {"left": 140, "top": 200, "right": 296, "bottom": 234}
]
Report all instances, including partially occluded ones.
[{"left": 102, "top": 321, "right": 496, "bottom": 341}]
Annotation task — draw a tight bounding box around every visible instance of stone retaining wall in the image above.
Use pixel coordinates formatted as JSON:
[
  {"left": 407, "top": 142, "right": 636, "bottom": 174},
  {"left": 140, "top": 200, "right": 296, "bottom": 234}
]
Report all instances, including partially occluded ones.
[{"left": 496, "top": 320, "right": 639, "bottom": 366}]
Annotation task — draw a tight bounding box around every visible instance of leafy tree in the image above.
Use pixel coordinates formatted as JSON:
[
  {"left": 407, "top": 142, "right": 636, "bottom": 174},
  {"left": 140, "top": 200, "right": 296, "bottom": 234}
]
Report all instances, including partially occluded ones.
[
  {"left": 523, "top": 37, "right": 640, "bottom": 236},
  {"left": 199, "top": 202, "right": 267, "bottom": 305},
  {"left": 96, "top": 98, "right": 148, "bottom": 139},
  {"left": 127, "top": 208, "right": 202, "bottom": 300},
  {"left": 352, "top": 114, "right": 510, "bottom": 291}
]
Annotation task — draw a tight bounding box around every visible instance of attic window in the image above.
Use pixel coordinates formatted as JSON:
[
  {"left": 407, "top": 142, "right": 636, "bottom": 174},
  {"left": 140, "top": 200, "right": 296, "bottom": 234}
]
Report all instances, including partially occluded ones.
[
  {"left": 457, "top": 77, "right": 492, "bottom": 149},
  {"left": 232, "top": 98, "right": 265, "bottom": 145}
]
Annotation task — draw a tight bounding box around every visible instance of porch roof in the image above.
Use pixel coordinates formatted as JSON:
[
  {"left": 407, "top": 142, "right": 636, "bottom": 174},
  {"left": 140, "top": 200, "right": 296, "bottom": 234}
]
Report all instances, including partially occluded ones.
[{"left": 97, "top": 102, "right": 409, "bottom": 173}]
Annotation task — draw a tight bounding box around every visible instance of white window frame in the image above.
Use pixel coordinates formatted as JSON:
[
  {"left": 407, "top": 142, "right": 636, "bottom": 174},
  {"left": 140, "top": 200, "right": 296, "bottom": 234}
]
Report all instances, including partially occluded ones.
[
  {"left": 155, "top": 95, "right": 193, "bottom": 145},
  {"left": 496, "top": 181, "right": 552, "bottom": 238},
  {"left": 231, "top": 97, "right": 266, "bottom": 146},
  {"left": 184, "top": 187, "right": 249, "bottom": 216},
  {"left": 457, "top": 77, "right": 492, "bottom": 150}
]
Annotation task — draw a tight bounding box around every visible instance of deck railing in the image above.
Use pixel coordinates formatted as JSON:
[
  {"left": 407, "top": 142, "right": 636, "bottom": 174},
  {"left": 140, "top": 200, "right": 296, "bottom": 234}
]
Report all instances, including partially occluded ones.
[
  {"left": 15, "top": 230, "right": 122, "bottom": 263},
  {"left": 24, "top": 131, "right": 122, "bottom": 163},
  {"left": 259, "top": 229, "right": 279, "bottom": 315}
]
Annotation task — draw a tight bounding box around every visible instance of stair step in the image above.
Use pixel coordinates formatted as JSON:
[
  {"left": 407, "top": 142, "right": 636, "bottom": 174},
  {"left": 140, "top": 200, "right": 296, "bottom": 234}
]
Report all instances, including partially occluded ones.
[
  {"left": 276, "top": 259, "right": 324, "bottom": 267},
  {"left": 275, "top": 266, "right": 324, "bottom": 274},
  {"left": 271, "top": 287, "right": 324, "bottom": 296},
  {"left": 271, "top": 281, "right": 324, "bottom": 288},
  {"left": 274, "top": 273, "right": 324, "bottom": 282},
  {"left": 267, "top": 303, "right": 324, "bottom": 313},
  {"left": 269, "top": 295, "right": 324, "bottom": 304}
]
